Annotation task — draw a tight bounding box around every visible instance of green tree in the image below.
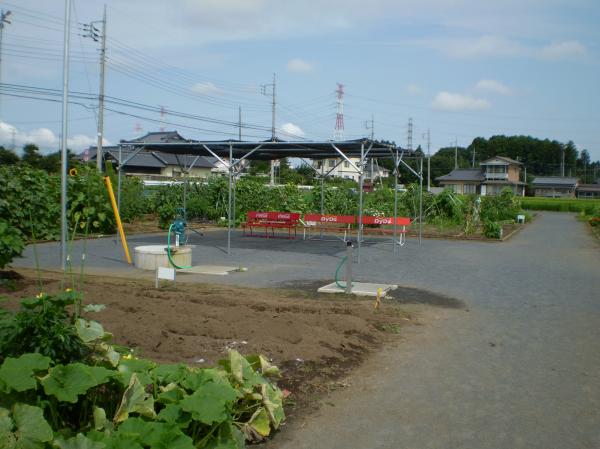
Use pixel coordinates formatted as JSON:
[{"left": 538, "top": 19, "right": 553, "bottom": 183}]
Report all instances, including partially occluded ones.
[
  {"left": 0, "top": 146, "right": 19, "bottom": 165},
  {"left": 21, "top": 144, "right": 43, "bottom": 168}
]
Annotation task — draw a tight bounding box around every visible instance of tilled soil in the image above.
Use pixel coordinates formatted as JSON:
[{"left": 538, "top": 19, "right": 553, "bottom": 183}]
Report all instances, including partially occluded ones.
[{"left": 2, "top": 269, "right": 421, "bottom": 419}]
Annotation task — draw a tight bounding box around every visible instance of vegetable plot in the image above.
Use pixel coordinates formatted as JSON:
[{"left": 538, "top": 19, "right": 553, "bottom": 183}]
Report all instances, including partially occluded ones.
[{"left": 0, "top": 291, "right": 285, "bottom": 449}]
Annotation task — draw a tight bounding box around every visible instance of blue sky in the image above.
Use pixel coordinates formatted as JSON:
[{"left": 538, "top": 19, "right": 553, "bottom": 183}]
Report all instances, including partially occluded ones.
[{"left": 1, "top": 0, "right": 599, "bottom": 162}]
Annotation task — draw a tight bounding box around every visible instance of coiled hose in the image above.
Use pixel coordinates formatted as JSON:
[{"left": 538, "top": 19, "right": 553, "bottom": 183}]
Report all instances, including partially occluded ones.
[
  {"left": 335, "top": 256, "right": 353, "bottom": 289},
  {"left": 167, "top": 223, "right": 193, "bottom": 269}
]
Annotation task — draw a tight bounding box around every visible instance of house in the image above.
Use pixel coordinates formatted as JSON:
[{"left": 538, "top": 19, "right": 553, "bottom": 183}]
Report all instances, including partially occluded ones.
[
  {"left": 532, "top": 177, "right": 579, "bottom": 198},
  {"left": 312, "top": 158, "right": 389, "bottom": 182},
  {"left": 435, "top": 169, "right": 485, "bottom": 194},
  {"left": 576, "top": 183, "right": 600, "bottom": 199},
  {"left": 86, "top": 131, "right": 229, "bottom": 180},
  {"left": 435, "top": 156, "right": 525, "bottom": 196},
  {"left": 479, "top": 156, "right": 525, "bottom": 196}
]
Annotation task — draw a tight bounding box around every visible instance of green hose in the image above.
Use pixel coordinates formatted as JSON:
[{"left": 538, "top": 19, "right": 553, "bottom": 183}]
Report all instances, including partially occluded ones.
[
  {"left": 335, "top": 256, "right": 353, "bottom": 289},
  {"left": 167, "top": 224, "right": 193, "bottom": 270}
]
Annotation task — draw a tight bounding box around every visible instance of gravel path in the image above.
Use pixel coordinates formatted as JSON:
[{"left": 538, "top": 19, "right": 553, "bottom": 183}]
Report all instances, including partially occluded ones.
[{"left": 268, "top": 212, "right": 600, "bottom": 449}]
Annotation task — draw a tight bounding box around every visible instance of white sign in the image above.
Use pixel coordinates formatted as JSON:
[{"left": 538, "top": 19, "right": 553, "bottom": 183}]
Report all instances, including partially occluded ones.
[{"left": 156, "top": 266, "right": 176, "bottom": 288}]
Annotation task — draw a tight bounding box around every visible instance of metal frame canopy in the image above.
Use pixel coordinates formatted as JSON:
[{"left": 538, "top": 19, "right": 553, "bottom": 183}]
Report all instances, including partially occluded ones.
[{"left": 116, "top": 138, "right": 423, "bottom": 260}]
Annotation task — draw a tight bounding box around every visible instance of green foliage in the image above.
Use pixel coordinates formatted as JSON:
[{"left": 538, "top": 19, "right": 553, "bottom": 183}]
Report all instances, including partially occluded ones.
[
  {"left": 0, "top": 221, "right": 25, "bottom": 269},
  {"left": 480, "top": 188, "right": 521, "bottom": 222},
  {"left": 0, "top": 291, "right": 285, "bottom": 449},
  {"left": 0, "top": 147, "right": 19, "bottom": 165},
  {"left": 521, "top": 197, "right": 600, "bottom": 214},
  {"left": 0, "top": 291, "right": 90, "bottom": 364},
  {"left": 483, "top": 221, "right": 502, "bottom": 239}
]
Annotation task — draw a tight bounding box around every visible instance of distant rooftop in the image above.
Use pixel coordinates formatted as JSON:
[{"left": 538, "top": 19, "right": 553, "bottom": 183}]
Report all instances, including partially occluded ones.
[
  {"left": 481, "top": 155, "right": 523, "bottom": 165},
  {"left": 532, "top": 176, "right": 579, "bottom": 187},
  {"left": 436, "top": 168, "right": 485, "bottom": 182}
]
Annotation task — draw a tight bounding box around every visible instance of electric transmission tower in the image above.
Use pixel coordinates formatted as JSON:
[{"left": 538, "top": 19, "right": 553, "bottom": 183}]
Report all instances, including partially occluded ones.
[
  {"left": 365, "top": 114, "right": 374, "bottom": 140},
  {"left": 334, "top": 83, "right": 345, "bottom": 141},
  {"left": 407, "top": 117, "right": 413, "bottom": 151}
]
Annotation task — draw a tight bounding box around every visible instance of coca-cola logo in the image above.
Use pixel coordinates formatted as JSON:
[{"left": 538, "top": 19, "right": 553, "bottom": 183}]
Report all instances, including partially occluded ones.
[
  {"left": 256, "top": 213, "right": 268, "bottom": 218},
  {"left": 278, "top": 214, "right": 291, "bottom": 219}
]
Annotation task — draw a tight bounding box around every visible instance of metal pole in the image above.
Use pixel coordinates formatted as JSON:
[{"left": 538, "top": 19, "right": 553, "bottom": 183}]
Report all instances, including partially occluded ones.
[
  {"left": 117, "top": 145, "right": 122, "bottom": 215},
  {"left": 270, "top": 73, "right": 276, "bottom": 186},
  {"left": 357, "top": 143, "right": 365, "bottom": 263},
  {"left": 393, "top": 148, "right": 398, "bottom": 254},
  {"left": 427, "top": 129, "right": 431, "bottom": 191},
  {"left": 238, "top": 106, "right": 242, "bottom": 140},
  {"left": 345, "top": 242, "right": 353, "bottom": 294},
  {"left": 320, "top": 163, "right": 325, "bottom": 239},
  {"left": 0, "top": 10, "right": 13, "bottom": 120},
  {"left": 60, "top": 0, "right": 71, "bottom": 270},
  {"left": 96, "top": 5, "right": 106, "bottom": 171},
  {"left": 227, "top": 143, "right": 233, "bottom": 255},
  {"left": 419, "top": 155, "right": 423, "bottom": 244}
]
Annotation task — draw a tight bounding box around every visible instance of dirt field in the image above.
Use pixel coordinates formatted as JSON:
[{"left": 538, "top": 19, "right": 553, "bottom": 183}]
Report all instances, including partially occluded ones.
[{"left": 1, "top": 269, "right": 451, "bottom": 420}]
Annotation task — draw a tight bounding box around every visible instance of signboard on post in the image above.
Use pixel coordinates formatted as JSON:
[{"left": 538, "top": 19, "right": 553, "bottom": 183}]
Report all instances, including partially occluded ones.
[{"left": 156, "top": 266, "right": 176, "bottom": 288}]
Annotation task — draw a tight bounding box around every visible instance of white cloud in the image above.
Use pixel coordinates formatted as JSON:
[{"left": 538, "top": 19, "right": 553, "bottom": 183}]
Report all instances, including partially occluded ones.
[
  {"left": 279, "top": 123, "right": 305, "bottom": 139},
  {"left": 287, "top": 58, "right": 314, "bottom": 73},
  {"left": 436, "top": 35, "right": 527, "bottom": 59},
  {"left": 474, "top": 79, "right": 512, "bottom": 95},
  {"left": 537, "top": 40, "right": 586, "bottom": 61},
  {"left": 405, "top": 84, "right": 423, "bottom": 95},
  {"left": 0, "top": 121, "right": 108, "bottom": 154},
  {"left": 191, "top": 82, "right": 223, "bottom": 95},
  {"left": 431, "top": 92, "right": 491, "bottom": 112}
]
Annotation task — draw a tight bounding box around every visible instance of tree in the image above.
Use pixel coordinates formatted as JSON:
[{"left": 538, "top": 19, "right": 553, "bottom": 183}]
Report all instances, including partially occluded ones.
[
  {"left": 21, "top": 144, "right": 43, "bottom": 168},
  {"left": 0, "top": 146, "right": 19, "bottom": 165}
]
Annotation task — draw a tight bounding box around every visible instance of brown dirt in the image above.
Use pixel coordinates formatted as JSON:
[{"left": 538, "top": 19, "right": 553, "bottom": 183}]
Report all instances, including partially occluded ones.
[{"left": 1, "top": 269, "right": 418, "bottom": 420}]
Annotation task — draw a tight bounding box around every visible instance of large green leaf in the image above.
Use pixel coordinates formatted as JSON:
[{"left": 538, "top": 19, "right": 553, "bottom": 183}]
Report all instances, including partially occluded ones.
[
  {"left": 41, "top": 363, "right": 113, "bottom": 403},
  {"left": 0, "top": 354, "right": 51, "bottom": 393},
  {"left": 203, "top": 422, "right": 245, "bottom": 449},
  {"left": 117, "top": 418, "right": 194, "bottom": 449},
  {"left": 154, "top": 364, "right": 189, "bottom": 385},
  {"left": 156, "top": 383, "right": 186, "bottom": 405},
  {"left": 246, "top": 407, "right": 271, "bottom": 439},
  {"left": 53, "top": 433, "right": 106, "bottom": 449},
  {"left": 113, "top": 373, "right": 156, "bottom": 423},
  {"left": 75, "top": 319, "right": 106, "bottom": 343},
  {"left": 180, "top": 369, "right": 228, "bottom": 392},
  {"left": 12, "top": 403, "right": 53, "bottom": 449},
  {"left": 0, "top": 407, "right": 15, "bottom": 449},
  {"left": 219, "top": 351, "right": 264, "bottom": 389},
  {"left": 116, "top": 359, "right": 155, "bottom": 387},
  {"left": 180, "top": 382, "right": 239, "bottom": 425},
  {"left": 261, "top": 384, "right": 285, "bottom": 429}
]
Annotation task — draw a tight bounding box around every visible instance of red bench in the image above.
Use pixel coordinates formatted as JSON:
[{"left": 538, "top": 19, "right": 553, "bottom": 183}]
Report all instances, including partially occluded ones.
[
  {"left": 242, "top": 211, "right": 300, "bottom": 239},
  {"left": 302, "top": 214, "right": 356, "bottom": 241}
]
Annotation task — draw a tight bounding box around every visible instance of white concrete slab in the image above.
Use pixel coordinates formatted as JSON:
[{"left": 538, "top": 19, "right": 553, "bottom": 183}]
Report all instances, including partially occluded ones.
[
  {"left": 178, "top": 265, "right": 240, "bottom": 276},
  {"left": 317, "top": 282, "right": 398, "bottom": 297}
]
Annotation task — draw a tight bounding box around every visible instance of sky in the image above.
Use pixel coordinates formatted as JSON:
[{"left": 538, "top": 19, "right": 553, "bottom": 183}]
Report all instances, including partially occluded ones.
[{"left": 0, "top": 0, "right": 598, "bottom": 164}]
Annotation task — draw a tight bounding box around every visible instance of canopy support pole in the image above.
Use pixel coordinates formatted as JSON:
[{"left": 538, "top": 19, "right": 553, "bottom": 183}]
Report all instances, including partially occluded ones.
[
  {"left": 357, "top": 143, "right": 365, "bottom": 263},
  {"left": 227, "top": 143, "right": 233, "bottom": 256}
]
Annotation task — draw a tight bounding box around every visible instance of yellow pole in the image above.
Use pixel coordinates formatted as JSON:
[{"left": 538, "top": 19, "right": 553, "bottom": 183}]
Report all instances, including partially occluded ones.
[{"left": 104, "top": 176, "right": 132, "bottom": 264}]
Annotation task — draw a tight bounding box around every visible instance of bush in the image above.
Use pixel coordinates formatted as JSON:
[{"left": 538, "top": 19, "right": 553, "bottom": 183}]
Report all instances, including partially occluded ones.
[
  {"left": 483, "top": 221, "right": 502, "bottom": 239},
  {"left": 0, "top": 221, "right": 25, "bottom": 269}
]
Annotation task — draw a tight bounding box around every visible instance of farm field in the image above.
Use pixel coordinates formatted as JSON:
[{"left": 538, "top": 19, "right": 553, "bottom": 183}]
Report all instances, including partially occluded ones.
[
  {"left": 521, "top": 196, "right": 600, "bottom": 212},
  {"left": 1, "top": 269, "right": 443, "bottom": 421}
]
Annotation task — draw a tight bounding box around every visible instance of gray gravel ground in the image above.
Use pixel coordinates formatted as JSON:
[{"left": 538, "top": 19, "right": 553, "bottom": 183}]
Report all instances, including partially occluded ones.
[{"left": 14, "top": 212, "right": 600, "bottom": 448}]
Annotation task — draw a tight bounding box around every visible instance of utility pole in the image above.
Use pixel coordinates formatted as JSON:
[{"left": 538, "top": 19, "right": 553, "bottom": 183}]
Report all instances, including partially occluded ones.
[
  {"left": 261, "top": 73, "right": 276, "bottom": 185},
  {"left": 83, "top": 6, "right": 107, "bottom": 171},
  {"left": 561, "top": 145, "right": 565, "bottom": 177},
  {"left": 365, "top": 114, "right": 374, "bottom": 140},
  {"left": 407, "top": 117, "right": 413, "bottom": 151},
  {"left": 423, "top": 129, "right": 431, "bottom": 191},
  {"left": 60, "top": 0, "right": 72, "bottom": 270},
  {"left": 454, "top": 138, "right": 458, "bottom": 169},
  {"left": 472, "top": 146, "right": 476, "bottom": 168},
  {"left": 0, "top": 9, "right": 13, "bottom": 120},
  {"left": 238, "top": 106, "right": 242, "bottom": 140}
]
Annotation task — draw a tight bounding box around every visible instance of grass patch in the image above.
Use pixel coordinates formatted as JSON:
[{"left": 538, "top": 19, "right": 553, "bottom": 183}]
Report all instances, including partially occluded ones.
[{"left": 521, "top": 197, "right": 600, "bottom": 213}]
